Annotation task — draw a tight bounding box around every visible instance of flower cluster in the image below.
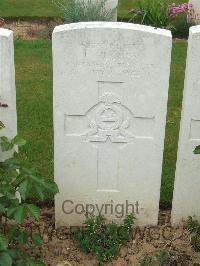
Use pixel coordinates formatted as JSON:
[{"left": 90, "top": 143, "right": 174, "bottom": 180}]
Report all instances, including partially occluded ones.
[
  {"left": 169, "top": 2, "right": 195, "bottom": 23},
  {"left": 170, "top": 2, "right": 193, "bottom": 15}
]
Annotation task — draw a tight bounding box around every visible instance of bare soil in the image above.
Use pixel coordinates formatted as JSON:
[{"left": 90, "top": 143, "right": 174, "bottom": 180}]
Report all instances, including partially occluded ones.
[
  {"left": 2, "top": 19, "right": 63, "bottom": 39},
  {"left": 24, "top": 208, "right": 200, "bottom": 266}
]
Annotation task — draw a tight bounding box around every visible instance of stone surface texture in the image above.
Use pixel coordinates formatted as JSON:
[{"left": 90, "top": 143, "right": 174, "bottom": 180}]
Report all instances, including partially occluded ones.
[
  {"left": 53, "top": 22, "right": 172, "bottom": 227},
  {"left": 190, "top": 0, "right": 200, "bottom": 23},
  {"left": 0, "top": 28, "right": 17, "bottom": 161},
  {"left": 172, "top": 26, "right": 200, "bottom": 225}
]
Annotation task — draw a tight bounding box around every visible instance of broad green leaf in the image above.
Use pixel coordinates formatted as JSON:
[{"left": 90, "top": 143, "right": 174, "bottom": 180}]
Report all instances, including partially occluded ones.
[
  {"left": 7, "top": 228, "right": 20, "bottom": 239},
  {"left": 30, "top": 175, "right": 59, "bottom": 195},
  {"left": 34, "top": 185, "right": 44, "bottom": 201},
  {"left": 7, "top": 206, "right": 17, "bottom": 218},
  {"left": 29, "top": 175, "right": 44, "bottom": 185},
  {"left": 13, "top": 205, "right": 27, "bottom": 224},
  {"left": 18, "top": 230, "right": 29, "bottom": 244},
  {"left": 32, "top": 234, "right": 43, "bottom": 246},
  {"left": 38, "top": 180, "right": 59, "bottom": 194},
  {"left": 18, "top": 180, "right": 31, "bottom": 200},
  {"left": 0, "top": 251, "right": 12, "bottom": 266},
  {"left": 0, "top": 186, "right": 16, "bottom": 200},
  {"left": 12, "top": 136, "right": 26, "bottom": 147},
  {"left": 3, "top": 157, "right": 20, "bottom": 167},
  {"left": 194, "top": 145, "right": 200, "bottom": 154},
  {"left": 0, "top": 137, "right": 14, "bottom": 152},
  {"left": 26, "top": 204, "right": 40, "bottom": 220}
]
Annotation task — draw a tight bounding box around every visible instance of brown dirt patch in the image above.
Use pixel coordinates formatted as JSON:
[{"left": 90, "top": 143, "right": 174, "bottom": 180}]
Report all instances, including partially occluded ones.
[
  {"left": 22, "top": 208, "right": 200, "bottom": 265},
  {"left": 2, "top": 19, "right": 63, "bottom": 40}
]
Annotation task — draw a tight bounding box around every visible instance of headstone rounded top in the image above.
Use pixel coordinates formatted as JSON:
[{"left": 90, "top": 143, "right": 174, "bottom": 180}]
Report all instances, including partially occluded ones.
[
  {"left": 53, "top": 22, "right": 171, "bottom": 38},
  {"left": 0, "top": 28, "right": 13, "bottom": 37}
]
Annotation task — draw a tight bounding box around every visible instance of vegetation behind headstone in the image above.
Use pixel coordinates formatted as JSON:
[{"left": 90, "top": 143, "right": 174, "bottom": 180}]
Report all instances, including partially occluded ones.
[{"left": 53, "top": 0, "right": 116, "bottom": 23}]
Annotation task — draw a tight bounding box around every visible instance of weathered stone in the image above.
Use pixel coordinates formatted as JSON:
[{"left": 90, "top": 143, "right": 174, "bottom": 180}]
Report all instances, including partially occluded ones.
[
  {"left": 0, "top": 28, "right": 17, "bottom": 161},
  {"left": 190, "top": 0, "right": 200, "bottom": 23},
  {"left": 53, "top": 22, "right": 172, "bottom": 227},
  {"left": 172, "top": 26, "right": 200, "bottom": 225}
]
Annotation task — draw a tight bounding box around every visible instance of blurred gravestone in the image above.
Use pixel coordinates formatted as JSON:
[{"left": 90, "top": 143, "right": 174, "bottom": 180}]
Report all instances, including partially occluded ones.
[
  {"left": 0, "top": 28, "right": 17, "bottom": 161},
  {"left": 190, "top": 0, "right": 200, "bottom": 23},
  {"left": 172, "top": 26, "right": 200, "bottom": 224},
  {"left": 84, "top": 0, "right": 118, "bottom": 21}
]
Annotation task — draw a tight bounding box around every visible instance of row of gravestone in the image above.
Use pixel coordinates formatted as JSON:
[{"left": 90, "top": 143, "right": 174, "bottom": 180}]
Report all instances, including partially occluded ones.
[{"left": 0, "top": 23, "right": 200, "bottom": 227}]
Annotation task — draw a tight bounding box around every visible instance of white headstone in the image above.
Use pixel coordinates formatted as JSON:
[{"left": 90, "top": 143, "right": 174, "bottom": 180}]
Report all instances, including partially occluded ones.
[
  {"left": 53, "top": 22, "right": 172, "bottom": 227},
  {"left": 190, "top": 0, "right": 200, "bottom": 23},
  {"left": 172, "top": 26, "right": 200, "bottom": 225},
  {"left": 0, "top": 28, "right": 17, "bottom": 161}
]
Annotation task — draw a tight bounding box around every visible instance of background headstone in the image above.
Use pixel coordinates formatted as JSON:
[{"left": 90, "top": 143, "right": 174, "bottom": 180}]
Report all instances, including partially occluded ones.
[
  {"left": 0, "top": 28, "right": 17, "bottom": 161},
  {"left": 172, "top": 26, "right": 200, "bottom": 225},
  {"left": 53, "top": 22, "right": 172, "bottom": 227},
  {"left": 190, "top": 0, "right": 200, "bottom": 23},
  {"left": 87, "top": 0, "right": 118, "bottom": 21}
]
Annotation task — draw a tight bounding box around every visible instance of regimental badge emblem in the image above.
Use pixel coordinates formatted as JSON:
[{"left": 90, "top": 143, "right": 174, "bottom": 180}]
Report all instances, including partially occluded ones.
[{"left": 85, "top": 93, "right": 134, "bottom": 143}]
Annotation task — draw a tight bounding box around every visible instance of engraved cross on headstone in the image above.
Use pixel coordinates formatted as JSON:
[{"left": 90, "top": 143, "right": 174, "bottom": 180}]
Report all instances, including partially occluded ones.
[{"left": 64, "top": 81, "right": 155, "bottom": 191}]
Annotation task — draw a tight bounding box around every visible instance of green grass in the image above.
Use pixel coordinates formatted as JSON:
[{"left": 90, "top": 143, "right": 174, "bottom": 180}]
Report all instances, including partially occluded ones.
[
  {"left": 161, "top": 40, "right": 187, "bottom": 205},
  {"left": 118, "top": 0, "right": 183, "bottom": 20},
  {"left": 15, "top": 40, "right": 53, "bottom": 180},
  {"left": 14, "top": 40, "right": 187, "bottom": 205},
  {"left": 0, "top": 0, "right": 61, "bottom": 18},
  {"left": 0, "top": 0, "right": 184, "bottom": 19}
]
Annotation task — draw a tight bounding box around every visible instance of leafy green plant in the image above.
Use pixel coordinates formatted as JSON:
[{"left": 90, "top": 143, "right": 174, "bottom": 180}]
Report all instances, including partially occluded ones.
[
  {"left": 155, "top": 249, "right": 172, "bottom": 265},
  {"left": 74, "top": 213, "right": 135, "bottom": 264},
  {"left": 139, "top": 255, "right": 156, "bottom": 266},
  {"left": 139, "top": 249, "right": 173, "bottom": 266},
  {"left": 171, "top": 11, "right": 195, "bottom": 38},
  {"left": 128, "top": 0, "right": 173, "bottom": 29},
  {"left": 194, "top": 145, "right": 200, "bottom": 155},
  {"left": 187, "top": 216, "right": 200, "bottom": 252},
  {"left": 52, "top": 0, "right": 116, "bottom": 23},
  {"left": 0, "top": 122, "right": 59, "bottom": 265},
  {"left": 128, "top": 0, "right": 195, "bottom": 38}
]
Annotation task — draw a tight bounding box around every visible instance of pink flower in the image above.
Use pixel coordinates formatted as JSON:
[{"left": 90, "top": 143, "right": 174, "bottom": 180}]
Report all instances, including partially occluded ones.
[{"left": 169, "top": 2, "right": 193, "bottom": 16}]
